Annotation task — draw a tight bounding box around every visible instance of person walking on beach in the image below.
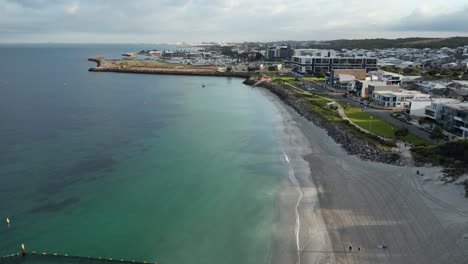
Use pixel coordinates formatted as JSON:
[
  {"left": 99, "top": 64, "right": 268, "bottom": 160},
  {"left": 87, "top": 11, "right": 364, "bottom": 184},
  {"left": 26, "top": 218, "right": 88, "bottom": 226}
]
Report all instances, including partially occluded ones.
[
  {"left": 349, "top": 245, "right": 352, "bottom": 252},
  {"left": 358, "top": 247, "right": 361, "bottom": 253}
]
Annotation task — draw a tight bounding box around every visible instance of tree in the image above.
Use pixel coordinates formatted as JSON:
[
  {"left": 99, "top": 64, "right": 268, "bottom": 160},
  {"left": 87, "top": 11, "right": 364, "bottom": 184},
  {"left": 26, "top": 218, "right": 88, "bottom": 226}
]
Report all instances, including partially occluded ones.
[
  {"left": 255, "top": 52, "right": 264, "bottom": 61},
  {"left": 314, "top": 70, "right": 325, "bottom": 78},
  {"left": 430, "top": 127, "right": 444, "bottom": 142},
  {"left": 394, "top": 127, "right": 409, "bottom": 138},
  {"left": 268, "top": 65, "right": 278, "bottom": 71}
]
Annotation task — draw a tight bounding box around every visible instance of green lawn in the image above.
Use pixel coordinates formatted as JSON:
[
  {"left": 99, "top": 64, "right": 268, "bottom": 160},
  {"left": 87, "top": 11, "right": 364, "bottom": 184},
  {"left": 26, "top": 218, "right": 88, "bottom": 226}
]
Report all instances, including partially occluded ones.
[
  {"left": 309, "top": 97, "right": 333, "bottom": 108},
  {"left": 301, "top": 77, "right": 325, "bottom": 81},
  {"left": 344, "top": 107, "right": 430, "bottom": 145},
  {"left": 344, "top": 107, "right": 397, "bottom": 137},
  {"left": 404, "top": 134, "right": 429, "bottom": 146}
]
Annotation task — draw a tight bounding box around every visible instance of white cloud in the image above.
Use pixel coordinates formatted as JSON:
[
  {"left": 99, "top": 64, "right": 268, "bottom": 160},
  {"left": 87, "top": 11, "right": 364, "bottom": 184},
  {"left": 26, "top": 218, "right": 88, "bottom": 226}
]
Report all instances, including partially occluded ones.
[
  {"left": 0, "top": 0, "right": 467, "bottom": 43},
  {"left": 65, "top": 2, "right": 79, "bottom": 14}
]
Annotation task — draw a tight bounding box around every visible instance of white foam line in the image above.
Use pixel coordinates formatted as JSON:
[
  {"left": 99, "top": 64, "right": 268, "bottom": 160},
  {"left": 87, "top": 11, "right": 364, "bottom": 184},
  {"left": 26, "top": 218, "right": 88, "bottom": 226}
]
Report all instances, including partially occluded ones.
[
  {"left": 283, "top": 151, "right": 303, "bottom": 264},
  {"left": 284, "top": 152, "right": 290, "bottom": 163}
]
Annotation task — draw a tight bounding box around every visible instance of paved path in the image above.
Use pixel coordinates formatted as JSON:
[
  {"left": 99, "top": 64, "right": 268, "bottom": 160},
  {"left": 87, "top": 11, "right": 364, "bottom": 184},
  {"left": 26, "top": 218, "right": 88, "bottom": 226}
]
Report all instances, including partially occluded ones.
[
  {"left": 306, "top": 81, "right": 441, "bottom": 144},
  {"left": 285, "top": 83, "right": 385, "bottom": 139}
]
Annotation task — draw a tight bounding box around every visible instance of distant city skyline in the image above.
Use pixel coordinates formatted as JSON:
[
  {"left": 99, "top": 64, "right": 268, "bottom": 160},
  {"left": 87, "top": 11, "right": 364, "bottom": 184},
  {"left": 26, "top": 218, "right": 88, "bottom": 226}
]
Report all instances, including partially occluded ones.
[{"left": 1, "top": 0, "right": 467, "bottom": 43}]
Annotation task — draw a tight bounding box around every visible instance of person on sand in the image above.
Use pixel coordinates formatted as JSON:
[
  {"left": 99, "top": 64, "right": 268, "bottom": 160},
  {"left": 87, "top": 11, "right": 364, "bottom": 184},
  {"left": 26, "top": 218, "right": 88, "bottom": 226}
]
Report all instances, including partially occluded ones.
[
  {"left": 358, "top": 247, "right": 361, "bottom": 253},
  {"left": 349, "top": 245, "right": 352, "bottom": 252}
]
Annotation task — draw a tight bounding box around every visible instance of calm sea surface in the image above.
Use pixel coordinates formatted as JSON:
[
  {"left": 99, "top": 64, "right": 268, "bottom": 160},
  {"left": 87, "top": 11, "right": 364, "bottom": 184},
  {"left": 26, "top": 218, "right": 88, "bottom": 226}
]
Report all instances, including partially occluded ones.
[{"left": 0, "top": 45, "right": 286, "bottom": 264}]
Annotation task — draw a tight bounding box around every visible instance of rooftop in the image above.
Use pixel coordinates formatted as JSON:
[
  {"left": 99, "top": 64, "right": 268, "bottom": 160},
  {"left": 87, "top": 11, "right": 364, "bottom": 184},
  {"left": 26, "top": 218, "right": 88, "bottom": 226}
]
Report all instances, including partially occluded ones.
[{"left": 446, "top": 102, "right": 468, "bottom": 111}]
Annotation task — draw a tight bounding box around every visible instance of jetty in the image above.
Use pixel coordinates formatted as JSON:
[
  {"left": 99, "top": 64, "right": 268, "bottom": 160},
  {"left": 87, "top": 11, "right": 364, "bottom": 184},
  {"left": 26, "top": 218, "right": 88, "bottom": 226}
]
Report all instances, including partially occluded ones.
[
  {"left": 1, "top": 251, "right": 157, "bottom": 264},
  {"left": 88, "top": 57, "right": 252, "bottom": 79}
]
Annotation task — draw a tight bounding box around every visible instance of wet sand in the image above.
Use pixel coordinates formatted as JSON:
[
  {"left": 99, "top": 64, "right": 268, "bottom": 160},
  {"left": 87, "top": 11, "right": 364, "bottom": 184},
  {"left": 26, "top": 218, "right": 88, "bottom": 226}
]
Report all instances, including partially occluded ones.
[{"left": 263, "top": 89, "right": 468, "bottom": 264}]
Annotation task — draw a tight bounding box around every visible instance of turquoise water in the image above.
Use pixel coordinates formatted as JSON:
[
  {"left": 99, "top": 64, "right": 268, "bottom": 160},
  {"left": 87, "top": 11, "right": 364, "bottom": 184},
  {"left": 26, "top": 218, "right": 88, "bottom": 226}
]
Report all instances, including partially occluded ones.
[{"left": 0, "top": 45, "right": 286, "bottom": 264}]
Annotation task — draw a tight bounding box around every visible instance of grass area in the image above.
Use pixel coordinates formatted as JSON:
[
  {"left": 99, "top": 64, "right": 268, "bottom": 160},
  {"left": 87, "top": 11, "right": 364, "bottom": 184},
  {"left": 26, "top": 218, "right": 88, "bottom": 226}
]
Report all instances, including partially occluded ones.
[
  {"left": 302, "top": 91, "right": 430, "bottom": 146},
  {"left": 309, "top": 97, "right": 332, "bottom": 108},
  {"left": 344, "top": 107, "right": 429, "bottom": 146},
  {"left": 404, "top": 134, "right": 429, "bottom": 147},
  {"left": 264, "top": 72, "right": 325, "bottom": 83},
  {"left": 301, "top": 77, "right": 325, "bottom": 81},
  {"left": 344, "top": 107, "right": 396, "bottom": 137}
]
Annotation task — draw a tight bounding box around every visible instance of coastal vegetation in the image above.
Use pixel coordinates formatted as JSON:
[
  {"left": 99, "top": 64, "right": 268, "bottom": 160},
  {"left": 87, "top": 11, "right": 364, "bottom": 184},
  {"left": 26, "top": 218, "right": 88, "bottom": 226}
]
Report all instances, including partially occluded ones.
[
  {"left": 380, "top": 65, "right": 466, "bottom": 79},
  {"left": 411, "top": 140, "right": 468, "bottom": 174},
  {"left": 275, "top": 82, "right": 400, "bottom": 150},
  {"left": 297, "top": 37, "right": 468, "bottom": 49}
]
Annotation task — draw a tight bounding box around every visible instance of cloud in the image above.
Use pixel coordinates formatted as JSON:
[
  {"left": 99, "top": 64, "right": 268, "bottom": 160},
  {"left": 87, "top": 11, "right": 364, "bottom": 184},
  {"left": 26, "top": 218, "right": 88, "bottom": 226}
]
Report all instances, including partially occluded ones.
[
  {"left": 0, "top": 0, "right": 468, "bottom": 43},
  {"left": 65, "top": 2, "right": 79, "bottom": 14},
  {"left": 390, "top": 6, "right": 468, "bottom": 32}
]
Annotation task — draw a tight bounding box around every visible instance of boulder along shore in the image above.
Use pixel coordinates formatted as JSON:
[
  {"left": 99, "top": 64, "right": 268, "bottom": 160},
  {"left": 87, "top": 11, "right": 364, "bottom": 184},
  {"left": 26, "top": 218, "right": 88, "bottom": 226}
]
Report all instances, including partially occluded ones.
[{"left": 244, "top": 78, "right": 404, "bottom": 166}]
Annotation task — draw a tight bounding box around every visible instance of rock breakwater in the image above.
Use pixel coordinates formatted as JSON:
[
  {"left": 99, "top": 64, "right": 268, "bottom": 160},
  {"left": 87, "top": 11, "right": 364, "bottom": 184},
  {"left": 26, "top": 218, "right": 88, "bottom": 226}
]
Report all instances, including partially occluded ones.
[{"left": 246, "top": 79, "right": 403, "bottom": 166}]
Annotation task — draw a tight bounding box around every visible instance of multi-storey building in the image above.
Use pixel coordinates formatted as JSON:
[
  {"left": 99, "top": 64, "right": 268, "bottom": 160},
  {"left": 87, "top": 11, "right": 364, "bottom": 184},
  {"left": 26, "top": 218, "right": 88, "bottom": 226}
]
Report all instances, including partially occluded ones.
[
  {"left": 404, "top": 98, "right": 459, "bottom": 117},
  {"left": 291, "top": 56, "right": 378, "bottom": 74},
  {"left": 426, "top": 102, "right": 468, "bottom": 138},
  {"left": 371, "top": 90, "right": 427, "bottom": 108},
  {"left": 267, "top": 45, "right": 294, "bottom": 60}
]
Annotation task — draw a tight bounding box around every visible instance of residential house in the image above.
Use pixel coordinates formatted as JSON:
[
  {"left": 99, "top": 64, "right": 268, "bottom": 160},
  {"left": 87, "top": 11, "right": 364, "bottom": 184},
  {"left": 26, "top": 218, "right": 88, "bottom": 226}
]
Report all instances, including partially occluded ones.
[
  {"left": 354, "top": 80, "right": 387, "bottom": 98},
  {"left": 371, "top": 90, "right": 427, "bottom": 108},
  {"left": 368, "top": 71, "right": 403, "bottom": 85}
]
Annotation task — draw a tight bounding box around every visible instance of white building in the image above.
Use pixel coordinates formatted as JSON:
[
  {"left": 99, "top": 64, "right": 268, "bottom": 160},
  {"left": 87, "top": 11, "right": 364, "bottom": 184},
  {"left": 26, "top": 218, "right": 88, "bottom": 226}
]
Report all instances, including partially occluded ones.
[
  {"left": 372, "top": 90, "right": 429, "bottom": 108},
  {"left": 368, "top": 71, "right": 403, "bottom": 85},
  {"left": 293, "top": 49, "right": 336, "bottom": 57},
  {"left": 404, "top": 98, "right": 459, "bottom": 117},
  {"left": 292, "top": 56, "right": 378, "bottom": 74},
  {"left": 354, "top": 80, "right": 387, "bottom": 98},
  {"left": 334, "top": 74, "right": 355, "bottom": 89}
]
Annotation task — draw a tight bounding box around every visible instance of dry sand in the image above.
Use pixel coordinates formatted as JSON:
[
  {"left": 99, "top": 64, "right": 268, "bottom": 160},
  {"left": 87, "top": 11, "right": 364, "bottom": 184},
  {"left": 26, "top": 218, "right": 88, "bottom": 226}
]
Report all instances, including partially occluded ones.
[{"left": 262, "top": 89, "right": 468, "bottom": 264}]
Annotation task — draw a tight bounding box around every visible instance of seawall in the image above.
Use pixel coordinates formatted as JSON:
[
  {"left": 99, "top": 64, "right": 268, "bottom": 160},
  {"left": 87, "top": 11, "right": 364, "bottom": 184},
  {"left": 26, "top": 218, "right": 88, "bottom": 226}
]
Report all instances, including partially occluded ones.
[
  {"left": 88, "top": 67, "right": 252, "bottom": 78},
  {"left": 249, "top": 79, "right": 403, "bottom": 165}
]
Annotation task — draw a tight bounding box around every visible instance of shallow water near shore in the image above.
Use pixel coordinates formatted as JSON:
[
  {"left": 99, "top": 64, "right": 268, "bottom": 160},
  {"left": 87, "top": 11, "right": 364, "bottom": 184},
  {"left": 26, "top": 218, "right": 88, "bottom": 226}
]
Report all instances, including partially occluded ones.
[{"left": 0, "top": 45, "right": 288, "bottom": 264}]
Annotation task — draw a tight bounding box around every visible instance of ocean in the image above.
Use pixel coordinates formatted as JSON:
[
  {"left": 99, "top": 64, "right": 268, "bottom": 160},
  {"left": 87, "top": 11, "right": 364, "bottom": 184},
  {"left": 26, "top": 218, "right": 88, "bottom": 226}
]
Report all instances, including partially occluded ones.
[{"left": 0, "top": 45, "right": 287, "bottom": 264}]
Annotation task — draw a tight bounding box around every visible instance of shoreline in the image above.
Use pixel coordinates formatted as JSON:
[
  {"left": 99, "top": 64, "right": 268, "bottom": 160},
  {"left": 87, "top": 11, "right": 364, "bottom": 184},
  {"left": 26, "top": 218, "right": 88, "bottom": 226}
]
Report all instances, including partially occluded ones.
[
  {"left": 263, "top": 88, "right": 335, "bottom": 264},
  {"left": 259, "top": 85, "right": 468, "bottom": 264},
  {"left": 252, "top": 80, "right": 404, "bottom": 166}
]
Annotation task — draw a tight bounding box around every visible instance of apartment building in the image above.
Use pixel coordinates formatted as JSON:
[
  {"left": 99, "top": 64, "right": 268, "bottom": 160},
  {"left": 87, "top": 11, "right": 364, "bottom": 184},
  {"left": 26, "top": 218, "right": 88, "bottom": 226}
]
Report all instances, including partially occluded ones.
[
  {"left": 291, "top": 56, "right": 378, "bottom": 74},
  {"left": 267, "top": 45, "right": 294, "bottom": 60},
  {"left": 404, "top": 98, "right": 459, "bottom": 117},
  {"left": 425, "top": 102, "right": 468, "bottom": 138}
]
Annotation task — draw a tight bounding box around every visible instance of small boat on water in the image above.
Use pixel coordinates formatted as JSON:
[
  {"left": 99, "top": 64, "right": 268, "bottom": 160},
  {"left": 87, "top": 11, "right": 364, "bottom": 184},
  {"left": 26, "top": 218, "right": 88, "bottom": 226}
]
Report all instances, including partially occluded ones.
[{"left": 202, "top": 84, "right": 206, "bottom": 88}]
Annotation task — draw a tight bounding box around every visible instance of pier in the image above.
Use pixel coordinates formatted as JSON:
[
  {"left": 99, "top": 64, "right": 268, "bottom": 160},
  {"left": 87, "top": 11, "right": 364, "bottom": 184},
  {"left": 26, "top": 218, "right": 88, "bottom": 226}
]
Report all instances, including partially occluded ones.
[
  {"left": 0, "top": 251, "right": 157, "bottom": 264},
  {"left": 87, "top": 57, "right": 252, "bottom": 79}
]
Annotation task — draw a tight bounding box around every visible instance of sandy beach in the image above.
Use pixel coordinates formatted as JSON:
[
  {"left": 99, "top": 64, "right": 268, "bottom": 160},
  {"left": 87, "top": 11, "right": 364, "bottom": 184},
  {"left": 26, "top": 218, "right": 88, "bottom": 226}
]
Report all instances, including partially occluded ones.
[{"left": 262, "top": 88, "right": 468, "bottom": 264}]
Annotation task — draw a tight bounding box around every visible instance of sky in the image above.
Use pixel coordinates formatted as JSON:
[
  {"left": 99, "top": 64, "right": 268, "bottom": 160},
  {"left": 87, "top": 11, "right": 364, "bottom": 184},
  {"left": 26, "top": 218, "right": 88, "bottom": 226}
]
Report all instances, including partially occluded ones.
[{"left": 0, "top": 0, "right": 467, "bottom": 43}]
